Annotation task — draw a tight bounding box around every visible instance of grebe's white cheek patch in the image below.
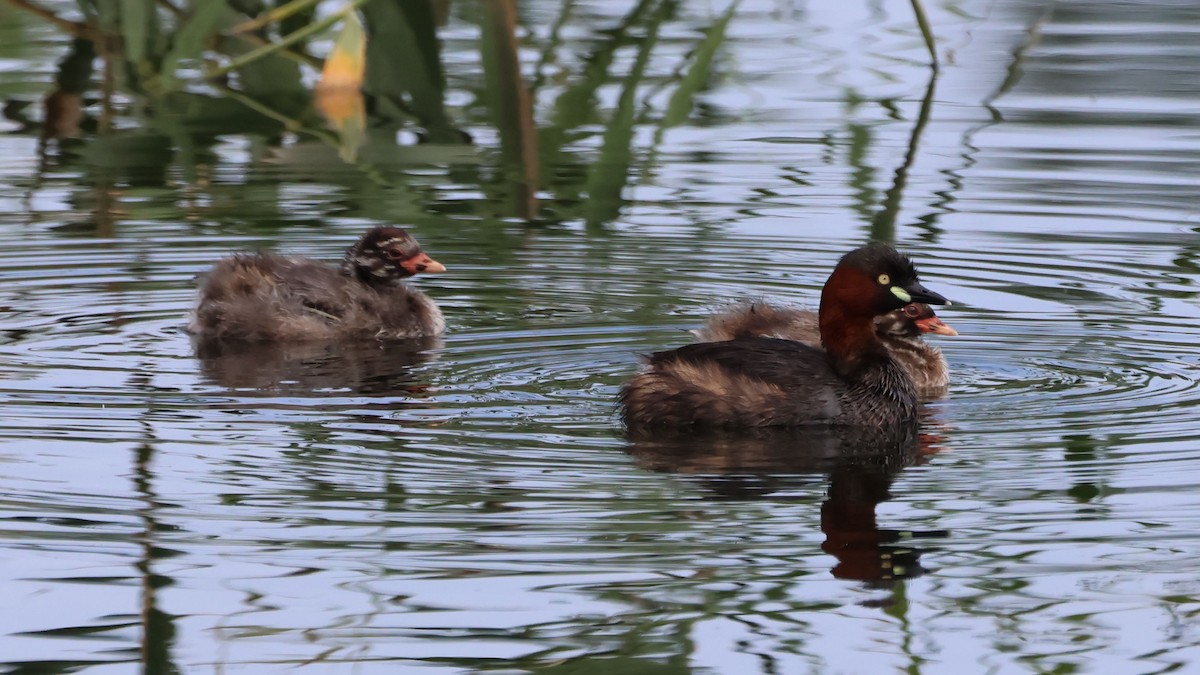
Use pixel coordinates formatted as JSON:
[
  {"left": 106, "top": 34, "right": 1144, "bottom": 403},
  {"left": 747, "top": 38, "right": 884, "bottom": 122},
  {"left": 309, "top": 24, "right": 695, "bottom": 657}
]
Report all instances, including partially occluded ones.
[{"left": 891, "top": 286, "right": 911, "bottom": 303}]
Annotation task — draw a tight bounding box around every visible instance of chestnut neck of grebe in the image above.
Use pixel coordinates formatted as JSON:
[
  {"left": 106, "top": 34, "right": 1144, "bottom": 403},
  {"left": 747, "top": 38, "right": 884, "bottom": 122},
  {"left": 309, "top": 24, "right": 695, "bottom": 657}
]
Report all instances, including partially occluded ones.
[{"left": 818, "top": 264, "right": 892, "bottom": 365}]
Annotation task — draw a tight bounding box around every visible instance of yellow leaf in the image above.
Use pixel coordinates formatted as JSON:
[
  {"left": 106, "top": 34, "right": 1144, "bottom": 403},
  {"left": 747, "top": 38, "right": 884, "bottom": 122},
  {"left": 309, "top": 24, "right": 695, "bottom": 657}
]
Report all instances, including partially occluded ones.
[
  {"left": 316, "top": 10, "right": 367, "bottom": 162},
  {"left": 318, "top": 9, "right": 366, "bottom": 90}
]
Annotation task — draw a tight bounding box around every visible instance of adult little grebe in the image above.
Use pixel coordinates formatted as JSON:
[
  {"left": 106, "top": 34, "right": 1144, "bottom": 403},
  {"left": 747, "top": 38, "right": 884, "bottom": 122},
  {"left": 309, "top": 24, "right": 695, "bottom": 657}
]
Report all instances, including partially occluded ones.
[
  {"left": 693, "top": 300, "right": 956, "bottom": 398},
  {"left": 188, "top": 227, "right": 446, "bottom": 342},
  {"left": 619, "top": 244, "right": 948, "bottom": 429}
]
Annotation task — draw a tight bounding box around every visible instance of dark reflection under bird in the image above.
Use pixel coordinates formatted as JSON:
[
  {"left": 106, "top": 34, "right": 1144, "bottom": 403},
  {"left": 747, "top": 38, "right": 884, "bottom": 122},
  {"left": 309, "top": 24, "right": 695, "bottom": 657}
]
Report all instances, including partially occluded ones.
[
  {"left": 193, "top": 336, "right": 442, "bottom": 395},
  {"left": 626, "top": 423, "right": 949, "bottom": 584}
]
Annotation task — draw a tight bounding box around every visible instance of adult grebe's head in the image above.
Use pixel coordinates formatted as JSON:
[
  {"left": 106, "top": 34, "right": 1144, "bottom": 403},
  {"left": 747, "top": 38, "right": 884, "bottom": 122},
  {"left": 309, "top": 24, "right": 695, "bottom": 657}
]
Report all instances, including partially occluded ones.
[{"left": 819, "top": 244, "right": 947, "bottom": 358}]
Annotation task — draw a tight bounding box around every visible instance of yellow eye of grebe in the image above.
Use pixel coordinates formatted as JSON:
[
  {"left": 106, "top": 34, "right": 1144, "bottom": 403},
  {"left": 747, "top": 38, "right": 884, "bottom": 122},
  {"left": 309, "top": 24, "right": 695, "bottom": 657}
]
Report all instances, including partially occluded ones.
[{"left": 877, "top": 273, "right": 890, "bottom": 285}]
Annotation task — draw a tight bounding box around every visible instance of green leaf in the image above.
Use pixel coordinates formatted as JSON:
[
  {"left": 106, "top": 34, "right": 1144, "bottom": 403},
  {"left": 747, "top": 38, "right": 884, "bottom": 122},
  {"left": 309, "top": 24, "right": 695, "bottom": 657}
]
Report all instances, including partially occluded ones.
[
  {"left": 537, "top": 0, "right": 654, "bottom": 202},
  {"left": 160, "top": 90, "right": 289, "bottom": 136},
  {"left": 119, "top": 0, "right": 152, "bottom": 65},
  {"left": 160, "top": 2, "right": 238, "bottom": 90},
  {"left": 78, "top": 131, "right": 174, "bottom": 184},
  {"left": 584, "top": 0, "right": 672, "bottom": 227},
  {"left": 317, "top": 12, "right": 368, "bottom": 162},
  {"left": 662, "top": 1, "right": 738, "bottom": 128},
  {"left": 360, "top": 0, "right": 460, "bottom": 143}
]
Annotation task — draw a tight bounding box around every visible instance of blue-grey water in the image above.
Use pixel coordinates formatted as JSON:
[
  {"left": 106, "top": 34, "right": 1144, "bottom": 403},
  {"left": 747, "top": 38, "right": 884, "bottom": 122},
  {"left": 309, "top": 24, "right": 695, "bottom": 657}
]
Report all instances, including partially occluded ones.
[{"left": 3, "top": 0, "right": 1200, "bottom": 672}]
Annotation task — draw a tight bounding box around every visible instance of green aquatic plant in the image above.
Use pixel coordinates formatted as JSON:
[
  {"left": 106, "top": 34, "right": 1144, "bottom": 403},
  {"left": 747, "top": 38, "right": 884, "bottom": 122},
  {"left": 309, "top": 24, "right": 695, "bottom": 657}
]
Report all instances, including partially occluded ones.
[
  {"left": 2, "top": 0, "right": 940, "bottom": 224},
  {"left": 4, "top": 1, "right": 461, "bottom": 165}
]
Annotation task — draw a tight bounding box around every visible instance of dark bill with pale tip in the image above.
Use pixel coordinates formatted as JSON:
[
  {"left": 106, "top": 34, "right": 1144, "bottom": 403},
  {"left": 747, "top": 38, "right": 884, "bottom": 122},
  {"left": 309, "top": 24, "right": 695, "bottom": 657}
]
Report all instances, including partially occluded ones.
[{"left": 902, "top": 282, "right": 948, "bottom": 306}]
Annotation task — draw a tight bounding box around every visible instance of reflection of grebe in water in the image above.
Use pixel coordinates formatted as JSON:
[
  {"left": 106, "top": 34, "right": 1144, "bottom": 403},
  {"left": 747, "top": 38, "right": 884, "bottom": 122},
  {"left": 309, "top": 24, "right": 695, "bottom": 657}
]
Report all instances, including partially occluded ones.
[
  {"left": 626, "top": 423, "right": 950, "bottom": 585},
  {"left": 194, "top": 336, "right": 442, "bottom": 396}
]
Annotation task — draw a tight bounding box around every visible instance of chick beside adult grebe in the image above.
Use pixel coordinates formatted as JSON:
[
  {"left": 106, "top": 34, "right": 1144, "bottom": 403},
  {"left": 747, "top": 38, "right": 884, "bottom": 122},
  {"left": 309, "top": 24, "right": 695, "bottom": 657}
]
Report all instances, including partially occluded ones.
[
  {"left": 619, "top": 244, "right": 948, "bottom": 429},
  {"left": 693, "top": 300, "right": 956, "bottom": 399},
  {"left": 188, "top": 226, "right": 446, "bottom": 343},
  {"left": 874, "top": 303, "right": 955, "bottom": 398}
]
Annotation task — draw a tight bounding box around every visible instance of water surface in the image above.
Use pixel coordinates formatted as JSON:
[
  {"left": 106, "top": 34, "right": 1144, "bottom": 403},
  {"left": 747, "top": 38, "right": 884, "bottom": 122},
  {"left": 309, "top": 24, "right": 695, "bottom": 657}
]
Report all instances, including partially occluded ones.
[{"left": 2, "top": 0, "right": 1200, "bottom": 672}]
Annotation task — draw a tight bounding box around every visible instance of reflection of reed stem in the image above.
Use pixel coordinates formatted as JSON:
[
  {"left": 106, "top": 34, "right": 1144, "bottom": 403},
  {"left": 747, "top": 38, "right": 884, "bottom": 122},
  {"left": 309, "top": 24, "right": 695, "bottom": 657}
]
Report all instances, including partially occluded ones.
[
  {"left": 983, "top": 8, "right": 1052, "bottom": 114},
  {"left": 909, "top": 0, "right": 939, "bottom": 71},
  {"left": 919, "top": 7, "right": 1052, "bottom": 231},
  {"left": 530, "top": 0, "right": 576, "bottom": 95},
  {"left": 134, "top": 430, "right": 178, "bottom": 672},
  {"left": 483, "top": 0, "right": 540, "bottom": 220},
  {"left": 100, "top": 37, "right": 115, "bottom": 135},
  {"left": 870, "top": 71, "right": 937, "bottom": 242}
]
